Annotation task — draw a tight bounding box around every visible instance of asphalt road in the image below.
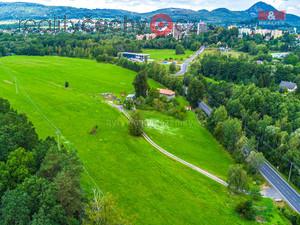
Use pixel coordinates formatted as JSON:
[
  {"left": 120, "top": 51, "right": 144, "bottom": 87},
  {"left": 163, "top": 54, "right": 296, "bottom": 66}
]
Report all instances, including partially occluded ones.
[
  {"left": 175, "top": 46, "right": 206, "bottom": 76},
  {"left": 197, "top": 101, "right": 300, "bottom": 214},
  {"left": 260, "top": 162, "right": 300, "bottom": 213}
]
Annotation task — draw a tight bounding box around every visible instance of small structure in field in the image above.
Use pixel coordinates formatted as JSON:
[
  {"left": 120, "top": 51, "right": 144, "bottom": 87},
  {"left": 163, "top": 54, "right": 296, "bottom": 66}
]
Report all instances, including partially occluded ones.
[
  {"left": 158, "top": 88, "right": 175, "bottom": 100},
  {"left": 279, "top": 81, "right": 298, "bottom": 92},
  {"left": 126, "top": 94, "right": 135, "bottom": 101},
  {"left": 185, "top": 106, "right": 192, "bottom": 111},
  {"left": 101, "top": 93, "right": 116, "bottom": 101}
]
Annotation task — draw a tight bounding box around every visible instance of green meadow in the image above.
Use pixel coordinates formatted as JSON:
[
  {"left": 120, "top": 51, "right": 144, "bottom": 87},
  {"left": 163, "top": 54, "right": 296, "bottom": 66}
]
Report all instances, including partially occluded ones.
[
  {"left": 142, "top": 110, "right": 233, "bottom": 180},
  {"left": 0, "top": 56, "right": 288, "bottom": 225},
  {"left": 143, "top": 49, "right": 194, "bottom": 62}
]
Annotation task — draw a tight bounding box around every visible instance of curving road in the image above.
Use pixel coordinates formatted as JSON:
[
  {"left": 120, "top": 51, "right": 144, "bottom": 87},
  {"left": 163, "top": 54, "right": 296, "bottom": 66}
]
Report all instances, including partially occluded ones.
[{"left": 175, "top": 46, "right": 206, "bottom": 76}]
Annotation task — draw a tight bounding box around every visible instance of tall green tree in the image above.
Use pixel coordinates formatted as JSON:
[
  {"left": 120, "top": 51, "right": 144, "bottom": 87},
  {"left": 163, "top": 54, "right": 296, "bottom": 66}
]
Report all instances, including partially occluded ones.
[
  {"left": 222, "top": 118, "right": 243, "bottom": 152},
  {"left": 133, "top": 70, "right": 149, "bottom": 98},
  {"left": 128, "top": 111, "right": 144, "bottom": 137},
  {"left": 6, "top": 148, "right": 35, "bottom": 189},
  {"left": 169, "top": 63, "right": 177, "bottom": 74},
  {"left": 227, "top": 164, "right": 248, "bottom": 193},
  {"left": 175, "top": 44, "right": 185, "bottom": 55},
  {"left": 246, "top": 151, "right": 265, "bottom": 174},
  {"left": 0, "top": 189, "right": 31, "bottom": 225},
  {"left": 187, "top": 79, "right": 205, "bottom": 107}
]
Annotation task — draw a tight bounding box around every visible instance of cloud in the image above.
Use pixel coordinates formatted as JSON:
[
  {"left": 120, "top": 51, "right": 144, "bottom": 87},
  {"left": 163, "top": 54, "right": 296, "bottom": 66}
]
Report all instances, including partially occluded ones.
[{"left": 1, "top": 0, "right": 300, "bottom": 15}]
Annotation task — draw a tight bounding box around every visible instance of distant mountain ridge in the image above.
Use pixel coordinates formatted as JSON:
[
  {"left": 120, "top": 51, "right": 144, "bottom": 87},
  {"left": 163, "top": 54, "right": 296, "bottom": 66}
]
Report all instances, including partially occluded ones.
[{"left": 0, "top": 1, "right": 299, "bottom": 27}]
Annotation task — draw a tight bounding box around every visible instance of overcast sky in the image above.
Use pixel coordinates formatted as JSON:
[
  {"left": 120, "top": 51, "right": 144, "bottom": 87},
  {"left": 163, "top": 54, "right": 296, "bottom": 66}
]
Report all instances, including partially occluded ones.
[{"left": 2, "top": 0, "right": 300, "bottom": 15}]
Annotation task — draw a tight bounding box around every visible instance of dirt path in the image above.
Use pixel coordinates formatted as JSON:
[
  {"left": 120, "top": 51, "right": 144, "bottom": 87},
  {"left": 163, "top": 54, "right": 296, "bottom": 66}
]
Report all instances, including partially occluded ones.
[{"left": 108, "top": 102, "right": 228, "bottom": 187}]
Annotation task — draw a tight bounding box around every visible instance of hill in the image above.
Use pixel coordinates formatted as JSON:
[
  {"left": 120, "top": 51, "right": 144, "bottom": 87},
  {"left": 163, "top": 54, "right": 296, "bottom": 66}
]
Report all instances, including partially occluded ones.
[
  {"left": 0, "top": 56, "right": 289, "bottom": 225},
  {"left": 0, "top": 1, "right": 299, "bottom": 27}
]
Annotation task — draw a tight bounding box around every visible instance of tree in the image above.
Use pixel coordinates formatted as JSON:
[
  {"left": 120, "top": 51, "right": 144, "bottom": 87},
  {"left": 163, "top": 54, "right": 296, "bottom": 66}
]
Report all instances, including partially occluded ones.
[
  {"left": 246, "top": 151, "right": 265, "bottom": 174},
  {"left": 0, "top": 98, "right": 10, "bottom": 113},
  {"left": 222, "top": 118, "right": 243, "bottom": 152},
  {"left": 128, "top": 111, "right": 144, "bottom": 136},
  {"left": 175, "top": 44, "right": 185, "bottom": 55},
  {"left": 0, "top": 162, "right": 9, "bottom": 196},
  {"left": 169, "top": 62, "right": 176, "bottom": 74},
  {"left": 236, "top": 200, "right": 256, "bottom": 220},
  {"left": 0, "top": 111, "right": 38, "bottom": 161},
  {"left": 0, "top": 189, "right": 31, "bottom": 225},
  {"left": 38, "top": 146, "right": 82, "bottom": 181},
  {"left": 6, "top": 148, "right": 35, "bottom": 189},
  {"left": 227, "top": 164, "right": 248, "bottom": 193},
  {"left": 187, "top": 79, "right": 205, "bottom": 107},
  {"left": 133, "top": 70, "right": 149, "bottom": 98},
  {"left": 84, "top": 191, "right": 131, "bottom": 225},
  {"left": 54, "top": 170, "right": 82, "bottom": 218},
  {"left": 19, "top": 176, "right": 67, "bottom": 224},
  {"left": 207, "top": 106, "right": 228, "bottom": 132}
]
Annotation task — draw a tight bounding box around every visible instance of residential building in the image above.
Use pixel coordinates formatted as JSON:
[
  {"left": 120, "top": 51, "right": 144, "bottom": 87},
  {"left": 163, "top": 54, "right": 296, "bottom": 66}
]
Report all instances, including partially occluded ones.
[
  {"left": 136, "top": 33, "right": 157, "bottom": 40},
  {"left": 197, "top": 21, "right": 207, "bottom": 35},
  {"left": 158, "top": 88, "right": 176, "bottom": 100}
]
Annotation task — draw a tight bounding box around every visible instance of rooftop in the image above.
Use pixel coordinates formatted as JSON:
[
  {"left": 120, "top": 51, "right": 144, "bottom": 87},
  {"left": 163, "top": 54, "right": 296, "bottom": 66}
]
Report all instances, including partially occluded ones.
[
  {"left": 159, "top": 88, "right": 175, "bottom": 96},
  {"left": 120, "top": 52, "right": 150, "bottom": 56}
]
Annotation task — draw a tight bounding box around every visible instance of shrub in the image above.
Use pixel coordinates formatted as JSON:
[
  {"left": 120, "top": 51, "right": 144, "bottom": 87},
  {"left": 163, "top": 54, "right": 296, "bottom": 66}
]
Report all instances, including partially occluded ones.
[
  {"left": 236, "top": 200, "right": 256, "bottom": 220},
  {"left": 128, "top": 111, "right": 144, "bottom": 136}
]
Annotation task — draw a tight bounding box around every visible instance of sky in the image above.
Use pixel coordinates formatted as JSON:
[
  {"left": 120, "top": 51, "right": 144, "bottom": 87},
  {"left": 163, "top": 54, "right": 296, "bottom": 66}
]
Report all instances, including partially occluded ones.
[{"left": 2, "top": 0, "right": 300, "bottom": 15}]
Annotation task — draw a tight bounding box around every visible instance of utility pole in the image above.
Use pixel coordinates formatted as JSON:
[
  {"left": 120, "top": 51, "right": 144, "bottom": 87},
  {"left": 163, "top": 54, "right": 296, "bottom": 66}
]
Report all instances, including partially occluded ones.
[{"left": 288, "top": 162, "right": 293, "bottom": 182}]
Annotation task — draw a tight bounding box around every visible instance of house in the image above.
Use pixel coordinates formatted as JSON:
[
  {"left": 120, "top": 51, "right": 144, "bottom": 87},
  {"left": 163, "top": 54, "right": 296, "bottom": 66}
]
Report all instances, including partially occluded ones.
[
  {"left": 136, "top": 33, "right": 157, "bottom": 40},
  {"left": 158, "top": 88, "right": 175, "bottom": 100},
  {"left": 279, "top": 81, "right": 298, "bottom": 92}
]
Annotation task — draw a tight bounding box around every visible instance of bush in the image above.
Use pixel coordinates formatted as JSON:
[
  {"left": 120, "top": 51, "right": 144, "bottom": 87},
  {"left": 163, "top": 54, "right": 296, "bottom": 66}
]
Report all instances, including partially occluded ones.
[
  {"left": 249, "top": 186, "right": 261, "bottom": 201},
  {"left": 236, "top": 200, "right": 256, "bottom": 220},
  {"left": 280, "top": 206, "right": 300, "bottom": 225},
  {"left": 128, "top": 111, "right": 144, "bottom": 136}
]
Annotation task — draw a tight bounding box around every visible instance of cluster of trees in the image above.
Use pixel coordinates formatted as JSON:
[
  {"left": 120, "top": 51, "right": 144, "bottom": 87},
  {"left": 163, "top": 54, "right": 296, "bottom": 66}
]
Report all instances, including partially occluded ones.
[
  {"left": 199, "top": 54, "right": 300, "bottom": 90},
  {"left": 0, "top": 32, "right": 141, "bottom": 58},
  {"left": 0, "top": 98, "right": 83, "bottom": 224},
  {"left": 204, "top": 82, "right": 300, "bottom": 188},
  {"left": 0, "top": 98, "right": 132, "bottom": 225},
  {"left": 130, "top": 70, "right": 187, "bottom": 120}
]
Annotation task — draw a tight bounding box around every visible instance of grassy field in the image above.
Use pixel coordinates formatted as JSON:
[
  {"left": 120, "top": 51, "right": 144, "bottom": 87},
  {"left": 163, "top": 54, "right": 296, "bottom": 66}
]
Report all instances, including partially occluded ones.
[
  {"left": 142, "top": 110, "right": 232, "bottom": 180},
  {"left": 143, "top": 49, "right": 194, "bottom": 62},
  {"left": 201, "top": 48, "right": 251, "bottom": 59},
  {"left": 0, "top": 56, "right": 288, "bottom": 225}
]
